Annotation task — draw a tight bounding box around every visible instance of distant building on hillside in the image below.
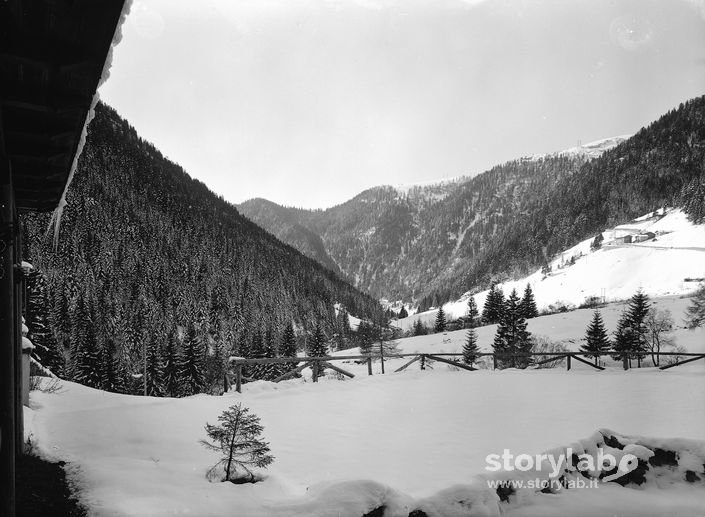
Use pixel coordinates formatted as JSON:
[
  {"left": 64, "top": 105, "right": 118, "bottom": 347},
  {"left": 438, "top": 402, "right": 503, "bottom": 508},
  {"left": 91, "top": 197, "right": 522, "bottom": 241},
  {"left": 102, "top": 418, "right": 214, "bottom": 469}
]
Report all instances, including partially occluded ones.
[
  {"left": 615, "top": 235, "right": 633, "bottom": 244},
  {"left": 633, "top": 232, "right": 656, "bottom": 243}
]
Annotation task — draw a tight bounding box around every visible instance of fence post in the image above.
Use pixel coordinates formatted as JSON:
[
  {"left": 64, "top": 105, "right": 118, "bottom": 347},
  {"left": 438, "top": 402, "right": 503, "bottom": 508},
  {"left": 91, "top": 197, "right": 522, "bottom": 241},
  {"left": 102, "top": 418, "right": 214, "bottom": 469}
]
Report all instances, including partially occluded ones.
[
  {"left": 235, "top": 364, "right": 242, "bottom": 393},
  {"left": 367, "top": 356, "right": 372, "bottom": 376},
  {"left": 312, "top": 361, "right": 319, "bottom": 382},
  {"left": 622, "top": 356, "right": 629, "bottom": 370},
  {"left": 420, "top": 354, "right": 425, "bottom": 370},
  {"left": 566, "top": 354, "right": 572, "bottom": 371}
]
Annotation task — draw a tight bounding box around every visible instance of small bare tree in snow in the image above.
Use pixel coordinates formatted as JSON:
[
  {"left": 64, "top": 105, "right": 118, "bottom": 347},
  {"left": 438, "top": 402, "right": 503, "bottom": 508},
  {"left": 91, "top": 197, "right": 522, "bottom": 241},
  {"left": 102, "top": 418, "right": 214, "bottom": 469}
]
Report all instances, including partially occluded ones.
[
  {"left": 645, "top": 308, "right": 675, "bottom": 366},
  {"left": 201, "top": 403, "right": 274, "bottom": 483}
]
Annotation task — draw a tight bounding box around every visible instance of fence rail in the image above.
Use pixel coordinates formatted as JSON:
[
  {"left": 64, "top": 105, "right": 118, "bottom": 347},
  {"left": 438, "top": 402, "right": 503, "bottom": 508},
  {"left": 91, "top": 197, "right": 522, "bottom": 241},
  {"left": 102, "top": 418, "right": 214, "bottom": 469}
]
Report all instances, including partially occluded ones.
[{"left": 228, "top": 351, "right": 705, "bottom": 393}]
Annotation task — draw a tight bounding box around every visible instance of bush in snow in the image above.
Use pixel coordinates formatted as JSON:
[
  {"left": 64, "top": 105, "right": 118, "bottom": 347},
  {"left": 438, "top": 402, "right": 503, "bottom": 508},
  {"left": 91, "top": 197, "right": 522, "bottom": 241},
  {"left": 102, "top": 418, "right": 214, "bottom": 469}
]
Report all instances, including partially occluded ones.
[
  {"left": 531, "top": 336, "right": 569, "bottom": 369},
  {"left": 201, "top": 403, "right": 274, "bottom": 483}
]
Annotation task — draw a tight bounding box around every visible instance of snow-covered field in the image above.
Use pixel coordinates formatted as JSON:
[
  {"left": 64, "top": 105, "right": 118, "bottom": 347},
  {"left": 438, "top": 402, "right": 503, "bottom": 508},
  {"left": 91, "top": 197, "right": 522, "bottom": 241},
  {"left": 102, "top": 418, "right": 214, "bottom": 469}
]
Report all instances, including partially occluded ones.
[
  {"left": 28, "top": 364, "right": 705, "bottom": 516},
  {"left": 27, "top": 294, "right": 705, "bottom": 517},
  {"left": 399, "top": 209, "right": 705, "bottom": 331}
]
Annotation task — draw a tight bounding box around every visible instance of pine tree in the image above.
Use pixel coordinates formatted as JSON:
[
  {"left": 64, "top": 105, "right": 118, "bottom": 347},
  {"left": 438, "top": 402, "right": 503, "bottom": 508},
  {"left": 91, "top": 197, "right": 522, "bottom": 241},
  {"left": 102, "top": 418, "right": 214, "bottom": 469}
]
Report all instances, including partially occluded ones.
[
  {"left": 162, "top": 330, "right": 180, "bottom": 397},
  {"left": 581, "top": 310, "right": 611, "bottom": 364},
  {"left": 261, "top": 326, "right": 279, "bottom": 380},
  {"left": 612, "top": 290, "right": 651, "bottom": 365},
  {"left": 412, "top": 319, "right": 427, "bottom": 336},
  {"left": 99, "top": 337, "right": 126, "bottom": 393},
  {"left": 462, "top": 327, "right": 479, "bottom": 365},
  {"left": 179, "top": 322, "right": 205, "bottom": 395},
  {"left": 74, "top": 318, "right": 102, "bottom": 388},
  {"left": 519, "top": 283, "right": 538, "bottom": 319},
  {"left": 685, "top": 282, "right": 705, "bottom": 329},
  {"left": 145, "top": 342, "right": 164, "bottom": 396},
  {"left": 356, "top": 320, "right": 374, "bottom": 355},
  {"left": 201, "top": 403, "right": 274, "bottom": 483},
  {"left": 434, "top": 306, "right": 447, "bottom": 333},
  {"left": 492, "top": 289, "right": 532, "bottom": 369},
  {"left": 626, "top": 290, "right": 651, "bottom": 358},
  {"left": 482, "top": 284, "right": 505, "bottom": 324},
  {"left": 612, "top": 316, "right": 634, "bottom": 363},
  {"left": 308, "top": 322, "right": 328, "bottom": 357},
  {"left": 248, "top": 330, "right": 267, "bottom": 380},
  {"left": 280, "top": 321, "right": 298, "bottom": 359},
  {"left": 279, "top": 320, "right": 298, "bottom": 377},
  {"left": 466, "top": 297, "right": 479, "bottom": 328},
  {"left": 26, "top": 269, "right": 65, "bottom": 376},
  {"left": 398, "top": 306, "right": 408, "bottom": 319}
]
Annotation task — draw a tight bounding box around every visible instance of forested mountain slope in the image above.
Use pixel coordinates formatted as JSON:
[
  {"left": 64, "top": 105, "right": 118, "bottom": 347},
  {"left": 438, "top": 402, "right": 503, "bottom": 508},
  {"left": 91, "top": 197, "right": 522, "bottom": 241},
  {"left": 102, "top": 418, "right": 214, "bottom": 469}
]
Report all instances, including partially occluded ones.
[
  {"left": 240, "top": 96, "right": 705, "bottom": 310},
  {"left": 21, "top": 103, "right": 382, "bottom": 393},
  {"left": 240, "top": 146, "right": 601, "bottom": 302}
]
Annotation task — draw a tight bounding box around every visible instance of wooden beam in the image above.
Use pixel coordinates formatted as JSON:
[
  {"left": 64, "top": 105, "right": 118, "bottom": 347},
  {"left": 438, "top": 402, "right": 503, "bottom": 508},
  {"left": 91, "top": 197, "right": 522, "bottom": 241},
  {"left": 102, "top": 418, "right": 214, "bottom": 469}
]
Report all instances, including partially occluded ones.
[
  {"left": 320, "top": 361, "right": 355, "bottom": 379},
  {"left": 0, "top": 162, "right": 18, "bottom": 517},
  {"left": 394, "top": 355, "right": 421, "bottom": 372},
  {"left": 426, "top": 354, "right": 477, "bottom": 371},
  {"left": 572, "top": 354, "right": 605, "bottom": 371},
  {"left": 270, "top": 362, "right": 310, "bottom": 384},
  {"left": 659, "top": 354, "right": 705, "bottom": 370}
]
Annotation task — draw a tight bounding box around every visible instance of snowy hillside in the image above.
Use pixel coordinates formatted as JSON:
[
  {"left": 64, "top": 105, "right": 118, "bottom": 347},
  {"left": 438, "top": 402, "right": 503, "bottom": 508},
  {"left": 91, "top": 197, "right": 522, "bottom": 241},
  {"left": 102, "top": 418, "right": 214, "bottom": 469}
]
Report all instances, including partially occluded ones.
[{"left": 399, "top": 209, "right": 705, "bottom": 331}]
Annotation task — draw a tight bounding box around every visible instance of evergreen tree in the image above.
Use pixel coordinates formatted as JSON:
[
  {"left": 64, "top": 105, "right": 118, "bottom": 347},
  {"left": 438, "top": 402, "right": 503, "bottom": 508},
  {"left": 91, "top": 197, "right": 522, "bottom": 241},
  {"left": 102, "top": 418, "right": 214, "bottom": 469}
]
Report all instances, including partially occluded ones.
[
  {"left": 398, "top": 306, "right": 408, "bottom": 319},
  {"left": 248, "top": 330, "right": 267, "bottom": 380},
  {"left": 482, "top": 284, "right": 505, "bottom": 324},
  {"left": 434, "top": 306, "right": 447, "bottom": 333},
  {"left": 685, "top": 282, "right": 705, "bottom": 329},
  {"left": 162, "top": 329, "right": 181, "bottom": 397},
  {"left": 179, "top": 322, "right": 205, "bottom": 395},
  {"left": 145, "top": 342, "right": 164, "bottom": 397},
  {"left": 99, "top": 337, "right": 125, "bottom": 393},
  {"left": 612, "top": 290, "right": 651, "bottom": 364},
  {"left": 73, "top": 317, "right": 102, "bottom": 388},
  {"left": 280, "top": 321, "right": 298, "bottom": 359},
  {"left": 261, "top": 326, "right": 279, "bottom": 381},
  {"left": 412, "top": 318, "right": 427, "bottom": 336},
  {"left": 201, "top": 403, "right": 274, "bottom": 483},
  {"left": 308, "top": 322, "right": 328, "bottom": 357},
  {"left": 466, "top": 296, "right": 479, "bottom": 328},
  {"left": 492, "top": 289, "right": 532, "bottom": 369},
  {"left": 25, "top": 269, "right": 65, "bottom": 376},
  {"left": 590, "top": 231, "right": 604, "bottom": 251},
  {"left": 581, "top": 310, "right": 611, "bottom": 364},
  {"left": 279, "top": 320, "right": 299, "bottom": 377},
  {"left": 356, "top": 320, "right": 374, "bottom": 355},
  {"left": 519, "top": 283, "right": 538, "bottom": 319},
  {"left": 462, "top": 327, "right": 479, "bottom": 365}
]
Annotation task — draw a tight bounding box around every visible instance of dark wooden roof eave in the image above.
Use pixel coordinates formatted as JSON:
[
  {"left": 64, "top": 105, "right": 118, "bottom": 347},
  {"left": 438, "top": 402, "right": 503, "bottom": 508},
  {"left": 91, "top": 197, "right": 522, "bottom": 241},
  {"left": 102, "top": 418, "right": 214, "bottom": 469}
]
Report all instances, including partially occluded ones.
[{"left": 0, "top": 0, "right": 128, "bottom": 213}]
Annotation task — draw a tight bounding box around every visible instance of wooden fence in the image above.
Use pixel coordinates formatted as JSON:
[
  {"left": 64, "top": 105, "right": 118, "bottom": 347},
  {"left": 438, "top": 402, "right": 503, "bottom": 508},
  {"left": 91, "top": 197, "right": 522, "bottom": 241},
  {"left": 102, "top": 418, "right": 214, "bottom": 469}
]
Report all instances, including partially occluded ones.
[{"left": 228, "top": 351, "right": 705, "bottom": 393}]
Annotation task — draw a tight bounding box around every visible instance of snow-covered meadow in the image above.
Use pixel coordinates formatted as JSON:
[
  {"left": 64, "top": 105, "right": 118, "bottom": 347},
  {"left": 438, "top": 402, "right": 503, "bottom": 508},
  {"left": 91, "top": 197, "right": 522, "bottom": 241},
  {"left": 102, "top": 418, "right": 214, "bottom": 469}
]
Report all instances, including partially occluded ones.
[
  {"left": 26, "top": 296, "right": 705, "bottom": 516},
  {"left": 27, "top": 365, "right": 705, "bottom": 516}
]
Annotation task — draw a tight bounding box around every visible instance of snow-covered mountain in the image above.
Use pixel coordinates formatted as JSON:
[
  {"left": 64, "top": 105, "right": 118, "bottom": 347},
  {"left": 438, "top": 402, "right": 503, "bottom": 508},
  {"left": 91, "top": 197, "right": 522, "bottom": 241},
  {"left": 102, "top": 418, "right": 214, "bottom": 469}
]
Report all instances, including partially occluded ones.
[{"left": 239, "top": 96, "right": 705, "bottom": 309}]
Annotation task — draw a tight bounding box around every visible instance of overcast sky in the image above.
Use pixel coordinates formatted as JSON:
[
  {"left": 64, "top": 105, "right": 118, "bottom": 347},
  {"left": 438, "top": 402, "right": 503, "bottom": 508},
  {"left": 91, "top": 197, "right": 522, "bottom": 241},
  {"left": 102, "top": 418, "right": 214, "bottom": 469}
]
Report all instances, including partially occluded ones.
[{"left": 100, "top": 0, "right": 705, "bottom": 209}]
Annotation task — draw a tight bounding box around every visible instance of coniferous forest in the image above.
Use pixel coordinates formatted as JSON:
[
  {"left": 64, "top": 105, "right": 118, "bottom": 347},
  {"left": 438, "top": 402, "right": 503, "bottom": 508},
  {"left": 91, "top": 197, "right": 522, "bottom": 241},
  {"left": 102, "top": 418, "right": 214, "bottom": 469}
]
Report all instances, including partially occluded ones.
[{"left": 21, "top": 103, "right": 384, "bottom": 395}]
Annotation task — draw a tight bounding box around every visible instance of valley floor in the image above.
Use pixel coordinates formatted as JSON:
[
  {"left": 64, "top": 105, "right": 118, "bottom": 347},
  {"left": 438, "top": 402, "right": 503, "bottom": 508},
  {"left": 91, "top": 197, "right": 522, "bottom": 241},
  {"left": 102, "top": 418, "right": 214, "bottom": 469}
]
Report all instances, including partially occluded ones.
[{"left": 27, "top": 359, "right": 705, "bottom": 516}]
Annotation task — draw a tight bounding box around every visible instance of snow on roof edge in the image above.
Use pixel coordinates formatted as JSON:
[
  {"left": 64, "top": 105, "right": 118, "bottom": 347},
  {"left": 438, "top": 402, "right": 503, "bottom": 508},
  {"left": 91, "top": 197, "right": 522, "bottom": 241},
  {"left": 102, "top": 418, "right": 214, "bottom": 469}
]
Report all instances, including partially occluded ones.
[{"left": 50, "top": 0, "right": 133, "bottom": 248}]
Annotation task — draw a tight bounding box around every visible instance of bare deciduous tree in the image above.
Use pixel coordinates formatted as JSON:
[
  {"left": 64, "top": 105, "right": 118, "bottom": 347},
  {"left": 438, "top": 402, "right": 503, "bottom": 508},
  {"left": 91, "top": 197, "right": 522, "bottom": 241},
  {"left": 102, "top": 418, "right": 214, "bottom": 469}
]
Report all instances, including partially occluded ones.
[{"left": 645, "top": 308, "right": 675, "bottom": 366}]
